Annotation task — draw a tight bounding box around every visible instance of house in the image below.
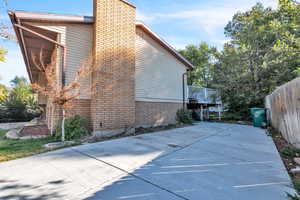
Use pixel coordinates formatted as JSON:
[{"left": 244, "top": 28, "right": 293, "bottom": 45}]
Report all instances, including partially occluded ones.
[{"left": 8, "top": 0, "right": 194, "bottom": 136}]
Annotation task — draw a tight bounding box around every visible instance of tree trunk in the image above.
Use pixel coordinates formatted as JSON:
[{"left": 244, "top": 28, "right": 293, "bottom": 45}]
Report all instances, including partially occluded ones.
[
  {"left": 61, "top": 109, "right": 65, "bottom": 142},
  {"left": 50, "top": 105, "right": 54, "bottom": 136}
]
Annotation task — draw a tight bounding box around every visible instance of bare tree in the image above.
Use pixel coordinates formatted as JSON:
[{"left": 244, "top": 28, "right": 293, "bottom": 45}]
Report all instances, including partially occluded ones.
[{"left": 31, "top": 50, "right": 95, "bottom": 142}]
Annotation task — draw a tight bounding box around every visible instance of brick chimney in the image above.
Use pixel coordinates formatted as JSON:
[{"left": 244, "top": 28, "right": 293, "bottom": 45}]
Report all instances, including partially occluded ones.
[{"left": 91, "top": 0, "right": 136, "bottom": 136}]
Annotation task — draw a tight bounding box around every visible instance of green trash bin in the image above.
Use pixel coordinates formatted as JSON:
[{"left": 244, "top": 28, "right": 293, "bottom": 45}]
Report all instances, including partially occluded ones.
[{"left": 250, "top": 108, "right": 266, "bottom": 127}]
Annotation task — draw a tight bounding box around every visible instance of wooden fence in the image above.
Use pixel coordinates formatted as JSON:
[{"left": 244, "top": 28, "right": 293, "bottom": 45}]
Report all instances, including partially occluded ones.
[{"left": 265, "top": 77, "right": 300, "bottom": 147}]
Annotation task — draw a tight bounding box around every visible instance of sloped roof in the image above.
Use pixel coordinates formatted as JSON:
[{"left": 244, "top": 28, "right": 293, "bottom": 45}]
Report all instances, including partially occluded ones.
[{"left": 8, "top": 11, "right": 194, "bottom": 70}]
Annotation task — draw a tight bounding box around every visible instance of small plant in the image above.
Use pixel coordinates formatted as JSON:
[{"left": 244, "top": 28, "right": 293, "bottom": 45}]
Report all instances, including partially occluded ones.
[
  {"left": 293, "top": 180, "right": 300, "bottom": 194},
  {"left": 176, "top": 108, "right": 192, "bottom": 124},
  {"left": 55, "top": 115, "right": 89, "bottom": 141},
  {"left": 287, "top": 193, "right": 300, "bottom": 200},
  {"left": 222, "top": 112, "right": 243, "bottom": 121},
  {"left": 280, "top": 146, "right": 300, "bottom": 158}
]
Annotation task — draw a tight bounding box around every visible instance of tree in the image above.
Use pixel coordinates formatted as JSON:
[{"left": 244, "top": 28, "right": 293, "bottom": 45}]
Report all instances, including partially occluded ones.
[
  {"left": 10, "top": 76, "right": 28, "bottom": 86},
  {"left": 31, "top": 51, "right": 95, "bottom": 142},
  {"left": 0, "top": 0, "right": 15, "bottom": 62},
  {"left": 179, "top": 42, "right": 218, "bottom": 87},
  {"left": 0, "top": 84, "right": 7, "bottom": 102},
  {"left": 0, "top": 76, "right": 41, "bottom": 122},
  {"left": 210, "top": 0, "right": 300, "bottom": 118}
]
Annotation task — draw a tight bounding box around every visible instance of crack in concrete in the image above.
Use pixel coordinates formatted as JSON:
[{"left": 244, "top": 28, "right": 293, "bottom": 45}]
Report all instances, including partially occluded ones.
[
  {"left": 71, "top": 148, "right": 190, "bottom": 200},
  {"left": 69, "top": 126, "right": 233, "bottom": 200}
]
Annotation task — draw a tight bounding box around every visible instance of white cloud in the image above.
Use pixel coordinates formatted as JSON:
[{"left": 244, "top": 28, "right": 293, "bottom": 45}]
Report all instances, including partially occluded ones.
[
  {"left": 136, "top": 11, "right": 155, "bottom": 23},
  {"left": 140, "top": 0, "right": 278, "bottom": 35}
]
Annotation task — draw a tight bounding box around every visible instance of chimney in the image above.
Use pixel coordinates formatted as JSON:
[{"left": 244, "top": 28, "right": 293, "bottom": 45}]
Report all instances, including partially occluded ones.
[{"left": 91, "top": 0, "right": 136, "bottom": 136}]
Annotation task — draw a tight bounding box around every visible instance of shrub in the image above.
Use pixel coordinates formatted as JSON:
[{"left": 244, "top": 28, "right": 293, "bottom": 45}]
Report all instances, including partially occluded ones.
[
  {"left": 55, "top": 115, "right": 90, "bottom": 141},
  {"left": 176, "top": 108, "right": 193, "bottom": 124},
  {"left": 280, "top": 146, "right": 300, "bottom": 158},
  {"left": 222, "top": 112, "right": 243, "bottom": 121}
]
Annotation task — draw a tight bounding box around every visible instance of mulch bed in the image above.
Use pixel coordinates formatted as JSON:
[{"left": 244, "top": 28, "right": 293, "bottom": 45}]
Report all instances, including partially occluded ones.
[
  {"left": 81, "top": 123, "right": 190, "bottom": 143},
  {"left": 269, "top": 127, "right": 300, "bottom": 194}
]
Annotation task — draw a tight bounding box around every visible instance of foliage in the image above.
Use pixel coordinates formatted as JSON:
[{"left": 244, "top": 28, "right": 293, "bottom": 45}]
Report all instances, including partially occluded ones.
[
  {"left": 0, "top": 76, "right": 42, "bottom": 122},
  {"left": 0, "top": 0, "right": 16, "bottom": 63},
  {"left": 209, "top": 0, "right": 300, "bottom": 119},
  {"left": 179, "top": 42, "right": 218, "bottom": 87},
  {"left": 0, "top": 129, "right": 57, "bottom": 162},
  {"left": 288, "top": 179, "right": 300, "bottom": 199},
  {"left": 0, "top": 48, "right": 6, "bottom": 62},
  {"left": 280, "top": 146, "right": 300, "bottom": 158},
  {"left": 293, "top": 180, "right": 300, "bottom": 194},
  {"left": 287, "top": 193, "right": 299, "bottom": 200},
  {"left": 222, "top": 112, "right": 244, "bottom": 121},
  {"left": 10, "top": 76, "right": 28, "bottom": 86},
  {"left": 31, "top": 50, "right": 95, "bottom": 141},
  {"left": 176, "top": 108, "right": 193, "bottom": 124},
  {"left": 55, "top": 115, "right": 90, "bottom": 141},
  {"left": 0, "top": 84, "right": 7, "bottom": 102}
]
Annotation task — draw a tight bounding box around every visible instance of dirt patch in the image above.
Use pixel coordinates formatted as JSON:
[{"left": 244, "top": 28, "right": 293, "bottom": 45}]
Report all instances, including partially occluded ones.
[
  {"left": 269, "top": 127, "right": 300, "bottom": 198},
  {"left": 81, "top": 123, "right": 191, "bottom": 144}
]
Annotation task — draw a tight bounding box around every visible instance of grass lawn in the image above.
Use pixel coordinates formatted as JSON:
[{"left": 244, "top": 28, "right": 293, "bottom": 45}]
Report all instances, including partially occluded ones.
[{"left": 0, "top": 129, "right": 57, "bottom": 162}]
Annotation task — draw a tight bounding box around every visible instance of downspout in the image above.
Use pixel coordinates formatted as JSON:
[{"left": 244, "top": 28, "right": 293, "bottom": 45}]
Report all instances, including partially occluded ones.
[{"left": 182, "top": 72, "right": 188, "bottom": 108}]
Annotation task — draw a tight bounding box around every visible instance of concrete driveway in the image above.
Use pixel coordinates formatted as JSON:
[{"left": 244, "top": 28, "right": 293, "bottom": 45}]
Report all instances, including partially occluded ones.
[{"left": 0, "top": 123, "right": 294, "bottom": 200}]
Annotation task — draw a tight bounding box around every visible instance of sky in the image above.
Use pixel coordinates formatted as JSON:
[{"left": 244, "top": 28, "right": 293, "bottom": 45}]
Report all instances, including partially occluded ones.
[{"left": 0, "top": 0, "right": 278, "bottom": 86}]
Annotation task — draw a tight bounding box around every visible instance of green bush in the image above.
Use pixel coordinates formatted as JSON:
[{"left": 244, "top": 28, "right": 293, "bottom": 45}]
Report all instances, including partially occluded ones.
[
  {"left": 280, "top": 146, "right": 300, "bottom": 158},
  {"left": 55, "top": 115, "right": 90, "bottom": 141},
  {"left": 176, "top": 108, "right": 193, "bottom": 124}
]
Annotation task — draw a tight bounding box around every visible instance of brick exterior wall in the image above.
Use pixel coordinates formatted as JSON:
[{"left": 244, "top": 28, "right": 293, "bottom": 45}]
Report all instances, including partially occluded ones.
[
  {"left": 91, "top": 0, "right": 136, "bottom": 134},
  {"left": 67, "top": 99, "right": 91, "bottom": 129},
  {"left": 135, "top": 101, "right": 182, "bottom": 127},
  {"left": 46, "top": 99, "right": 91, "bottom": 131}
]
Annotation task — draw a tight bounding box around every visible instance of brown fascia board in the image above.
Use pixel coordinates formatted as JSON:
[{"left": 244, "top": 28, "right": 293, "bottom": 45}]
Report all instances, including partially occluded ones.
[
  {"left": 8, "top": 11, "right": 33, "bottom": 82},
  {"left": 13, "top": 11, "right": 94, "bottom": 24},
  {"left": 9, "top": 10, "right": 194, "bottom": 70}
]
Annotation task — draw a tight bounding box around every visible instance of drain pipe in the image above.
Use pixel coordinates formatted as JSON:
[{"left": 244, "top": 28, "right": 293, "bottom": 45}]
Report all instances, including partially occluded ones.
[{"left": 182, "top": 72, "right": 188, "bottom": 108}]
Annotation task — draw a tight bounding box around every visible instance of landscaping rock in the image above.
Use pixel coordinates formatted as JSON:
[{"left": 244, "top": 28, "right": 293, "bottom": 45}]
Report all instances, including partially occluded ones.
[
  {"left": 43, "top": 141, "right": 75, "bottom": 149},
  {"left": 290, "top": 166, "right": 300, "bottom": 174},
  {"left": 294, "top": 157, "right": 300, "bottom": 166},
  {"left": 5, "top": 129, "right": 21, "bottom": 139}
]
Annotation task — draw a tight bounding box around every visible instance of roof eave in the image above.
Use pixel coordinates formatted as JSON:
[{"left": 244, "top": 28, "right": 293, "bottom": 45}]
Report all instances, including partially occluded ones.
[
  {"left": 8, "top": 11, "right": 33, "bottom": 82},
  {"left": 12, "top": 11, "right": 94, "bottom": 24}
]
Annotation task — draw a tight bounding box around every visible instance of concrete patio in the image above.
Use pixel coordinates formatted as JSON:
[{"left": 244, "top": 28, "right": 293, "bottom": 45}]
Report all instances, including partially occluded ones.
[{"left": 0, "top": 123, "right": 294, "bottom": 200}]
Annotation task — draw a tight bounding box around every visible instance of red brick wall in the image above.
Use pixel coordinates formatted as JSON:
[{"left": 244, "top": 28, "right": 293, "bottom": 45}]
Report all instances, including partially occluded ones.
[
  {"left": 67, "top": 99, "right": 91, "bottom": 128},
  {"left": 91, "top": 0, "right": 136, "bottom": 132},
  {"left": 135, "top": 101, "right": 182, "bottom": 127},
  {"left": 46, "top": 99, "right": 91, "bottom": 130}
]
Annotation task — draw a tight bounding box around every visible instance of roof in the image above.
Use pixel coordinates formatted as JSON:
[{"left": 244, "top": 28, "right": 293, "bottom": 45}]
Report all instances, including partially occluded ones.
[{"left": 8, "top": 11, "right": 194, "bottom": 70}]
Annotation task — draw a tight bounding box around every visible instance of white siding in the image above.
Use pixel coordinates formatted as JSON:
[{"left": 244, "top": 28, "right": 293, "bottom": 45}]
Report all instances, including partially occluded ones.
[
  {"left": 27, "top": 22, "right": 93, "bottom": 99},
  {"left": 135, "top": 28, "right": 187, "bottom": 103}
]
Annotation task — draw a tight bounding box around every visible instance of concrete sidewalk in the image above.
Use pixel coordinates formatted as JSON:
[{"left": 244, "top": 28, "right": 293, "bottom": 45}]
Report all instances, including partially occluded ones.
[{"left": 0, "top": 123, "right": 294, "bottom": 200}]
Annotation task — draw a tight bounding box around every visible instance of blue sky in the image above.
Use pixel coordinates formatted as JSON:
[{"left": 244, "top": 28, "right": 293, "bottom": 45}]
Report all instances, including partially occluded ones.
[{"left": 0, "top": 0, "right": 277, "bottom": 86}]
